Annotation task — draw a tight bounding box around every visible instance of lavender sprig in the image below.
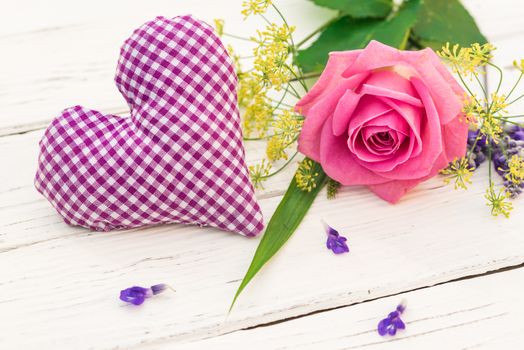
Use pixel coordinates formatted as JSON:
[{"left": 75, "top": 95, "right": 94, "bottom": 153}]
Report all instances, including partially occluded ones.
[
  {"left": 377, "top": 300, "right": 407, "bottom": 336},
  {"left": 322, "top": 220, "right": 349, "bottom": 254},
  {"left": 119, "top": 284, "right": 173, "bottom": 305}
]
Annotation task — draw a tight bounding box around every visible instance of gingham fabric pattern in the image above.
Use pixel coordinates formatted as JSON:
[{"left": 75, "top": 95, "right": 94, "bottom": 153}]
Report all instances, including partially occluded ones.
[{"left": 35, "top": 15, "right": 264, "bottom": 236}]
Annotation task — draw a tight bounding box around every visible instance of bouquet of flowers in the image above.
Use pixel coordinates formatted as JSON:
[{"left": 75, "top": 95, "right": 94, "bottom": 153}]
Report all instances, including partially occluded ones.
[{"left": 217, "top": 0, "right": 524, "bottom": 309}]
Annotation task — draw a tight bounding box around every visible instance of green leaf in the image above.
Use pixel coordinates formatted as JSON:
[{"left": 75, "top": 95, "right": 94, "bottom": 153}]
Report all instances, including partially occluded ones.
[
  {"left": 297, "top": 0, "right": 421, "bottom": 72},
  {"left": 230, "top": 160, "right": 327, "bottom": 310},
  {"left": 411, "top": 0, "right": 487, "bottom": 50},
  {"left": 310, "top": 0, "right": 393, "bottom": 18}
]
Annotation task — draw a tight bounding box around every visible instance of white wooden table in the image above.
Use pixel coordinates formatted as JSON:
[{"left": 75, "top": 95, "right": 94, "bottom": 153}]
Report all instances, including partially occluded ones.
[{"left": 1, "top": 1, "right": 524, "bottom": 349}]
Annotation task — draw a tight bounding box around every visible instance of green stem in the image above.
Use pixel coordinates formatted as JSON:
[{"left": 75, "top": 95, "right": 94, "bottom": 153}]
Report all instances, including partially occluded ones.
[
  {"left": 457, "top": 70, "right": 481, "bottom": 105},
  {"left": 223, "top": 33, "right": 251, "bottom": 41},
  {"left": 495, "top": 115, "right": 524, "bottom": 119},
  {"left": 467, "top": 133, "right": 483, "bottom": 163},
  {"left": 506, "top": 94, "right": 524, "bottom": 106},
  {"left": 259, "top": 14, "right": 272, "bottom": 26},
  {"left": 505, "top": 72, "right": 523, "bottom": 102},
  {"left": 287, "top": 82, "right": 302, "bottom": 98},
  {"left": 260, "top": 151, "right": 299, "bottom": 179},
  {"left": 285, "top": 64, "right": 308, "bottom": 91},
  {"left": 497, "top": 119, "right": 523, "bottom": 126},
  {"left": 487, "top": 136, "right": 493, "bottom": 183},
  {"left": 289, "top": 71, "right": 322, "bottom": 81},
  {"left": 473, "top": 71, "right": 488, "bottom": 101},
  {"left": 487, "top": 62, "right": 504, "bottom": 112}
]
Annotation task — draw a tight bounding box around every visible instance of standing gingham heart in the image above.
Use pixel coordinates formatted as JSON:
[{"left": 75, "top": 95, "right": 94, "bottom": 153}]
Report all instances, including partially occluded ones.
[{"left": 34, "top": 16, "right": 265, "bottom": 236}]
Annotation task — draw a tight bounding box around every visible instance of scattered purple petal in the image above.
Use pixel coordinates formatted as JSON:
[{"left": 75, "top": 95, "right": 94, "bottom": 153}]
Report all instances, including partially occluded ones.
[
  {"left": 322, "top": 220, "right": 349, "bottom": 254},
  {"left": 377, "top": 300, "right": 407, "bottom": 337},
  {"left": 120, "top": 284, "right": 173, "bottom": 305}
]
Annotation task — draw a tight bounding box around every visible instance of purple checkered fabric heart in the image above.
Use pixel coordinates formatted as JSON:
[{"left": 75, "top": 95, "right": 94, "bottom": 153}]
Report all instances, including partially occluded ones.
[{"left": 34, "top": 15, "right": 264, "bottom": 236}]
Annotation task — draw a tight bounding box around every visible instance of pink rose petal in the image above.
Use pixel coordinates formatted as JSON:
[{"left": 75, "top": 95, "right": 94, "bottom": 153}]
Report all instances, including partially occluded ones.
[
  {"left": 319, "top": 116, "right": 389, "bottom": 185},
  {"left": 296, "top": 50, "right": 362, "bottom": 116}
]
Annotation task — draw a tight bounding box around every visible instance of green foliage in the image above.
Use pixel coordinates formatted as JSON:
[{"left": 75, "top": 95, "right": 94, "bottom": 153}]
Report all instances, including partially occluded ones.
[
  {"left": 298, "top": 0, "right": 487, "bottom": 72},
  {"left": 411, "top": 0, "right": 487, "bottom": 50},
  {"left": 327, "top": 178, "right": 341, "bottom": 199},
  {"left": 231, "top": 160, "right": 327, "bottom": 309},
  {"left": 310, "top": 0, "right": 393, "bottom": 18},
  {"left": 297, "top": 0, "right": 421, "bottom": 72}
]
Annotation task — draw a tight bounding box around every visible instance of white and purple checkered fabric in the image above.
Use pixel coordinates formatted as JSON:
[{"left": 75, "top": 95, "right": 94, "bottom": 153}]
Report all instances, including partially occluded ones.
[{"left": 35, "top": 15, "right": 264, "bottom": 236}]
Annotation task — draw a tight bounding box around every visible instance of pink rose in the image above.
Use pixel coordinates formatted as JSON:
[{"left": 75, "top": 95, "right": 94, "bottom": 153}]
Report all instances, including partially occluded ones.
[{"left": 295, "top": 41, "right": 468, "bottom": 203}]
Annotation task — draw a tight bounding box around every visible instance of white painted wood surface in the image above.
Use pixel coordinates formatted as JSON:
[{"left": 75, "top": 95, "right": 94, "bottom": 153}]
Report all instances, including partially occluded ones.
[{"left": 1, "top": 1, "right": 524, "bottom": 349}]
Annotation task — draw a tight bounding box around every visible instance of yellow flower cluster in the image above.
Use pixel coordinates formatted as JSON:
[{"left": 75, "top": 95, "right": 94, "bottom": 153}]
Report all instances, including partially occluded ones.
[
  {"left": 265, "top": 109, "right": 303, "bottom": 161},
  {"left": 485, "top": 183, "right": 513, "bottom": 218},
  {"left": 226, "top": 45, "right": 243, "bottom": 77},
  {"left": 249, "top": 159, "right": 272, "bottom": 189},
  {"left": 213, "top": 19, "right": 224, "bottom": 37},
  {"left": 438, "top": 42, "right": 495, "bottom": 76},
  {"left": 251, "top": 24, "right": 295, "bottom": 90},
  {"left": 241, "top": 0, "right": 273, "bottom": 18},
  {"left": 295, "top": 159, "right": 319, "bottom": 192},
  {"left": 506, "top": 155, "right": 524, "bottom": 185},
  {"left": 461, "top": 92, "right": 508, "bottom": 142},
  {"left": 266, "top": 136, "right": 288, "bottom": 161},
  {"left": 513, "top": 59, "right": 524, "bottom": 72},
  {"left": 221, "top": 3, "right": 307, "bottom": 191},
  {"left": 243, "top": 94, "right": 273, "bottom": 137},
  {"left": 440, "top": 157, "right": 474, "bottom": 190},
  {"left": 461, "top": 94, "right": 481, "bottom": 124}
]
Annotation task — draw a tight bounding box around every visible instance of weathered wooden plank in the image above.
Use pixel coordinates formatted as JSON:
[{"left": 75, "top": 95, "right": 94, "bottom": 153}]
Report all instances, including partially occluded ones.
[
  {"left": 2, "top": 1, "right": 524, "bottom": 349},
  {"left": 3, "top": 0, "right": 521, "bottom": 136},
  {"left": 0, "top": 0, "right": 334, "bottom": 136},
  {"left": 177, "top": 267, "right": 524, "bottom": 350},
  {"left": 1, "top": 126, "right": 524, "bottom": 348}
]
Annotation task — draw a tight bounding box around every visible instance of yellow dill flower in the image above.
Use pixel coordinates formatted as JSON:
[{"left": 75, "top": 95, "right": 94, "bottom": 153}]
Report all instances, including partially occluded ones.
[
  {"left": 266, "top": 135, "right": 288, "bottom": 161},
  {"left": 479, "top": 112, "right": 503, "bottom": 143},
  {"left": 238, "top": 73, "right": 263, "bottom": 108},
  {"left": 461, "top": 94, "right": 482, "bottom": 124},
  {"left": 440, "top": 157, "right": 474, "bottom": 190},
  {"left": 241, "top": 0, "right": 273, "bottom": 18},
  {"left": 226, "top": 44, "right": 242, "bottom": 75},
  {"left": 272, "top": 109, "right": 303, "bottom": 143},
  {"left": 295, "top": 159, "right": 319, "bottom": 192},
  {"left": 213, "top": 19, "right": 224, "bottom": 36},
  {"left": 243, "top": 93, "right": 273, "bottom": 137},
  {"left": 485, "top": 183, "right": 513, "bottom": 218},
  {"left": 470, "top": 43, "right": 495, "bottom": 65},
  {"left": 438, "top": 43, "right": 494, "bottom": 76},
  {"left": 490, "top": 92, "right": 508, "bottom": 114},
  {"left": 505, "top": 155, "right": 524, "bottom": 185},
  {"left": 249, "top": 159, "right": 272, "bottom": 189},
  {"left": 513, "top": 59, "right": 524, "bottom": 72},
  {"left": 251, "top": 23, "right": 295, "bottom": 90}
]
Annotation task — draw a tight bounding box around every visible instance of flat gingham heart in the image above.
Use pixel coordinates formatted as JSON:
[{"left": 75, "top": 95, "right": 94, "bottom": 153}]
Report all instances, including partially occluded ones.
[{"left": 34, "top": 15, "right": 264, "bottom": 236}]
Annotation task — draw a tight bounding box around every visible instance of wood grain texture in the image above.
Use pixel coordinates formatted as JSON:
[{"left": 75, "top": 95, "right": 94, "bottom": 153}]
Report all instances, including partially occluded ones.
[
  {"left": 177, "top": 267, "right": 524, "bottom": 350},
  {"left": 1, "top": 0, "right": 524, "bottom": 349},
  {"left": 0, "top": 0, "right": 333, "bottom": 136},
  {"left": 1, "top": 128, "right": 523, "bottom": 349}
]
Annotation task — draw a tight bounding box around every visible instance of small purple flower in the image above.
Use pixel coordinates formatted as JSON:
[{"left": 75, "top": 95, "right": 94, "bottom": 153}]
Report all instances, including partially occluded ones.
[
  {"left": 378, "top": 300, "right": 407, "bottom": 336},
  {"left": 119, "top": 284, "right": 172, "bottom": 305},
  {"left": 322, "top": 220, "right": 349, "bottom": 254}
]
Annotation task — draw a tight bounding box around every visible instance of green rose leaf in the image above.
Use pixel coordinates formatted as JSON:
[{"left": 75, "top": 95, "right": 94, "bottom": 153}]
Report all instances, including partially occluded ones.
[
  {"left": 297, "top": 0, "right": 421, "bottom": 72},
  {"left": 411, "top": 0, "right": 487, "bottom": 50},
  {"left": 310, "top": 0, "right": 393, "bottom": 18},
  {"left": 230, "top": 160, "right": 327, "bottom": 310}
]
